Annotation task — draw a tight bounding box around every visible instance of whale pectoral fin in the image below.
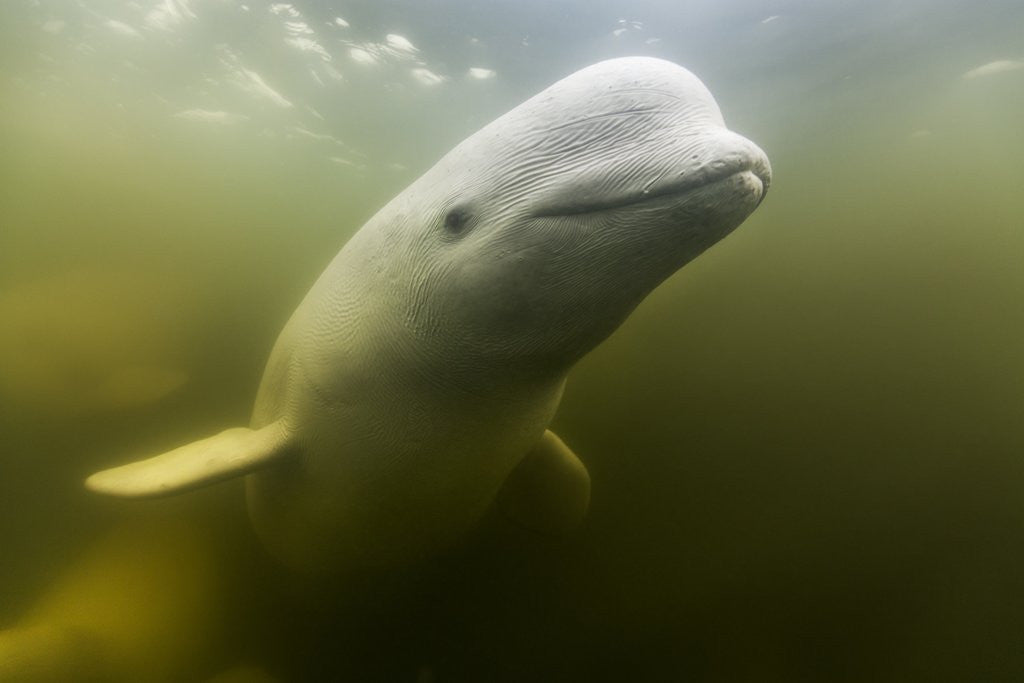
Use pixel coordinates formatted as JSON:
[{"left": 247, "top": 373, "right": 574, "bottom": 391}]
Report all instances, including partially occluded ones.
[
  {"left": 497, "top": 430, "right": 591, "bottom": 535},
  {"left": 85, "top": 420, "right": 294, "bottom": 498}
]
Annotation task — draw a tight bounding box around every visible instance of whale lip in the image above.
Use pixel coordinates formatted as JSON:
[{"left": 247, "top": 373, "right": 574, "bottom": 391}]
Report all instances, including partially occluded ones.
[{"left": 533, "top": 149, "right": 771, "bottom": 218}]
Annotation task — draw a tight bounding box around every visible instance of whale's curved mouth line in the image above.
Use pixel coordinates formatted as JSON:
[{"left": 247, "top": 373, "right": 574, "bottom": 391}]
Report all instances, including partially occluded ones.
[{"left": 533, "top": 159, "right": 770, "bottom": 218}]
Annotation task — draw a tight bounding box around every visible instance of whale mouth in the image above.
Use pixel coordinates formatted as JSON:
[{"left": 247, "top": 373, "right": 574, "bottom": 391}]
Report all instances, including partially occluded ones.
[{"left": 533, "top": 153, "right": 771, "bottom": 218}]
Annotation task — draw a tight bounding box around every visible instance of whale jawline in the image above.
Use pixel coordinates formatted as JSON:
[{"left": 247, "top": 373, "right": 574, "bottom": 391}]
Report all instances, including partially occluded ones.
[{"left": 533, "top": 164, "right": 769, "bottom": 218}]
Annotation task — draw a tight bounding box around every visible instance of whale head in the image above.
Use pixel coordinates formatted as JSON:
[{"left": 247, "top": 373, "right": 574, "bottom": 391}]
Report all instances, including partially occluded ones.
[{"left": 369, "top": 56, "right": 771, "bottom": 376}]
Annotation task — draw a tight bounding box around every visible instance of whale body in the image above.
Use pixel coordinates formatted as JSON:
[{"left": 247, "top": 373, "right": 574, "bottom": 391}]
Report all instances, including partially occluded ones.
[{"left": 87, "top": 57, "right": 771, "bottom": 574}]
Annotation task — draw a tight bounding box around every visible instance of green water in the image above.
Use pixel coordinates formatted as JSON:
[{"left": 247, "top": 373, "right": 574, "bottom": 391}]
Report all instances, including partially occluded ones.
[{"left": 2, "top": 0, "right": 1024, "bottom": 680}]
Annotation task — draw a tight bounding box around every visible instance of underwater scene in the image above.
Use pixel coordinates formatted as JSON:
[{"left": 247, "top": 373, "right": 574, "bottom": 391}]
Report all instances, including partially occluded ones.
[{"left": 2, "top": 0, "right": 1024, "bottom": 680}]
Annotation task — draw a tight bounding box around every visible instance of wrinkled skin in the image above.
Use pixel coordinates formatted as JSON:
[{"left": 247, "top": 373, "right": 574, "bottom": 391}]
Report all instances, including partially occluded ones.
[{"left": 245, "top": 57, "right": 771, "bottom": 573}]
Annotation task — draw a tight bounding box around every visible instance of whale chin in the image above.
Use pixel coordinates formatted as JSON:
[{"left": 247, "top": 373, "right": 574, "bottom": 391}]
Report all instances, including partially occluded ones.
[
  {"left": 666, "top": 168, "right": 770, "bottom": 238},
  {"left": 703, "top": 168, "right": 769, "bottom": 212}
]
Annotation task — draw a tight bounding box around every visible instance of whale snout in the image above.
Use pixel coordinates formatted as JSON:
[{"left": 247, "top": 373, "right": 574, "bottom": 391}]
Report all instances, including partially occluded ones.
[
  {"left": 712, "top": 144, "right": 771, "bottom": 213},
  {"left": 721, "top": 166, "right": 769, "bottom": 219},
  {"left": 668, "top": 128, "right": 771, "bottom": 205},
  {"left": 741, "top": 142, "right": 772, "bottom": 204},
  {"left": 670, "top": 135, "right": 771, "bottom": 236},
  {"left": 532, "top": 128, "right": 771, "bottom": 219}
]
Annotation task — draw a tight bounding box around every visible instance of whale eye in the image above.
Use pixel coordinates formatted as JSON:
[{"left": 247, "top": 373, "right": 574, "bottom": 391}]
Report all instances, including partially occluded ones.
[{"left": 443, "top": 206, "right": 471, "bottom": 236}]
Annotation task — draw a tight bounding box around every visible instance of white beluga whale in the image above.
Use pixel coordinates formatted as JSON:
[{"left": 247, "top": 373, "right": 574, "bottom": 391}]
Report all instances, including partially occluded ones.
[
  {"left": 0, "top": 269, "right": 194, "bottom": 417},
  {"left": 87, "top": 57, "right": 771, "bottom": 574}
]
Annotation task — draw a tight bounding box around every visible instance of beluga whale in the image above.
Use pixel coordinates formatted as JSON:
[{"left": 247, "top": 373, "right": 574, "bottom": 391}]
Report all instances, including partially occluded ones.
[{"left": 87, "top": 57, "right": 771, "bottom": 575}]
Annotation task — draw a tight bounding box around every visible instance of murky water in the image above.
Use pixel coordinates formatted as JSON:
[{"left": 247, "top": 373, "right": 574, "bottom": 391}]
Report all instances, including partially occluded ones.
[{"left": 2, "top": 1, "right": 1024, "bottom": 680}]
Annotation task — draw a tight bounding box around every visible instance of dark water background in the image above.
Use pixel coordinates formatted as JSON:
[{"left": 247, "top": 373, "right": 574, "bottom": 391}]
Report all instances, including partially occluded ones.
[{"left": 2, "top": 0, "right": 1024, "bottom": 680}]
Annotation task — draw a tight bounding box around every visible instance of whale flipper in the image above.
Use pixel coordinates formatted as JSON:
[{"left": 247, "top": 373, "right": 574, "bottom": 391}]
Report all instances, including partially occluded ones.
[
  {"left": 497, "top": 430, "right": 591, "bottom": 535},
  {"left": 86, "top": 421, "right": 293, "bottom": 497}
]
